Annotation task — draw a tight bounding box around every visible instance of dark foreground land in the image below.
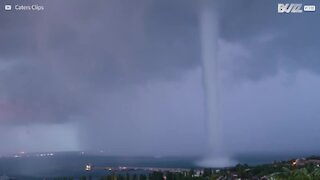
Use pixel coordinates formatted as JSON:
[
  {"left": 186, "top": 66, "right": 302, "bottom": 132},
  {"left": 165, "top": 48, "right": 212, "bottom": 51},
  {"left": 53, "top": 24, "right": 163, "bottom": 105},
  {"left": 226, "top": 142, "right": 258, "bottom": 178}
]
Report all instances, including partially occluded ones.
[
  {"left": 56, "top": 156, "right": 320, "bottom": 180},
  {"left": 2, "top": 153, "right": 320, "bottom": 179}
]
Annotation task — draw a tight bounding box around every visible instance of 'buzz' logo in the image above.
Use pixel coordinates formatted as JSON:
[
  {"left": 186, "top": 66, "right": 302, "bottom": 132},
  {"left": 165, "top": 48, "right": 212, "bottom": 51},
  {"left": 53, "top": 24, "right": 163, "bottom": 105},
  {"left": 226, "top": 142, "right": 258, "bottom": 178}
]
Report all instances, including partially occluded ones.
[{"left": 278, "top": 3, "right": 303, "bottom": 13}]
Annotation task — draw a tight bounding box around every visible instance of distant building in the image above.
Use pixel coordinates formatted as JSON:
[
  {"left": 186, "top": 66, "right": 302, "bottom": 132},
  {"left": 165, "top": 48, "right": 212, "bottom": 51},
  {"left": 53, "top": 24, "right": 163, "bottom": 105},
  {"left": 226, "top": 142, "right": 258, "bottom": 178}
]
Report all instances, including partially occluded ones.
[
  {"left": 292, "top": 158, "right": 320, "bottom": 166},
  {"left": 85, "top": 164, "right": 92, "bottom": 171},
  {"left": 192, "top": 170, "right": 203, "bottom": 177}
]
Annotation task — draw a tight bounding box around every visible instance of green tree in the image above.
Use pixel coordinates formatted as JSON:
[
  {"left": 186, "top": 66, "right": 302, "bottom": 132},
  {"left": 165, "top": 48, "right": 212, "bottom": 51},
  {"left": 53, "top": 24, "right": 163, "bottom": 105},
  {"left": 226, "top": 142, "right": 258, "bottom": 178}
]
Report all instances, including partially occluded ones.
[{"left": 312, "top": 168, "right": 320, "bottom": 179}]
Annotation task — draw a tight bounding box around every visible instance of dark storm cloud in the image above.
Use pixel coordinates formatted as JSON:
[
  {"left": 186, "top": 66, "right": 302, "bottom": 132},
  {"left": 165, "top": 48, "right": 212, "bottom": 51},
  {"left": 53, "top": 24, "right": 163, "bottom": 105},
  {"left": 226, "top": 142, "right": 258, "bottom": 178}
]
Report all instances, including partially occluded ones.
[
  {"left": 219, "top": 0, "right": 320, "bottom": 81},
  {"left": 0, "top": 0, "right": 201, "bottom": 124},
  {"left": 1, "top": 0, "right": 320, "bottom": 156}
]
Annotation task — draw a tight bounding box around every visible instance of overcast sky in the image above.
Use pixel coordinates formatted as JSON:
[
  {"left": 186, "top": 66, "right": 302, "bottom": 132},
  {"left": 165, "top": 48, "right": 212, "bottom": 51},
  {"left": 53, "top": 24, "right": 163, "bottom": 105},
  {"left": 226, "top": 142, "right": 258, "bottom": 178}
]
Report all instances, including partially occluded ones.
[{"left": 0, "top": 0, "right": 320, "bottom": 158}]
